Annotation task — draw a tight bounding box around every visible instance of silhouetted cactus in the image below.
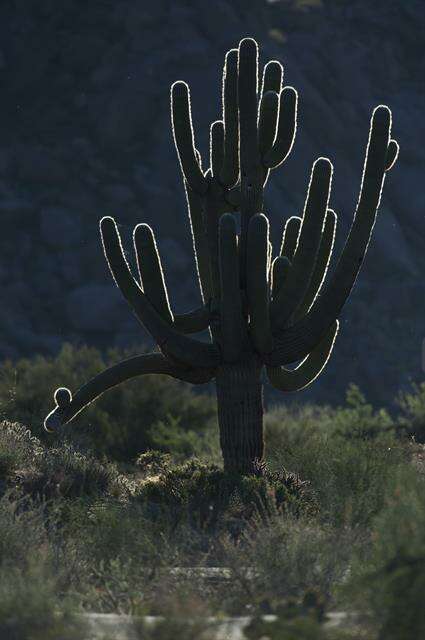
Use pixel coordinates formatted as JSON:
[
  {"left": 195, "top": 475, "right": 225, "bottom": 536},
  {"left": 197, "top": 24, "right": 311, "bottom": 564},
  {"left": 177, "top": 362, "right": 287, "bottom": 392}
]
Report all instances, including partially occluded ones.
[{"left": 45, "top": 38, "right": 399, "bottom": 475}]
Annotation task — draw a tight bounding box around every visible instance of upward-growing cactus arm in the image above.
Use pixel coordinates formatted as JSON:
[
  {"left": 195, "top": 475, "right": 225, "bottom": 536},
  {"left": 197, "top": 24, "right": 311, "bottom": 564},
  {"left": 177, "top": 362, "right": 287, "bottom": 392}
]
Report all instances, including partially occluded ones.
[
  {"left": 219, "top": 214, "right": 245, "bottom": 362},
  {"left": 271, "top": 158, "right": 333, "bottom": 330},
  {"left": 220, "top": 49, "right": 239, "bottom": 188},
  {"left": 263, "top": 87, "right": 298, "bottom": 169},
  {"left": 279, "top": 215, "right": 302, "bottom": 260},
  {"left": 171, "top": 81, "right": 208, "bottom": 195},
  {"left": 44, "top": 353, "right": 215, "bottom": 432},
  {"left": 210, "top": 120, "right": 225, "bottom": 179},
  {"left": 266, "top": 321, "right": 338, "bottom": 392},
  {"left": 258, "top": 91, "right": 280, "bottom": 159},
  {"left": 247, "top": 214, "right": 274, "bottom": 355},
  {"left": 133, "top": 223, "right": 174, "bottom": 324},
  {"left": 133, "top": 224, "right": 210, "bottom": 333},
  {"left": 185, "top": 185, "right": 213, "bottom": 303},
  {"left": 261, "top": 60, "right": 283, "bottom": 97},
  {"left": 266, "top": 105, "right": 396, "bottom": 366},
  {"left": 101, "top": 217, "right": 220, "bottom": 368},
  {"left": 238, "top": 38, "right": 263, "bottom": 288},
  {"left": 293, "top": 209, "right": 336, "bottom": 321},
  {"left": 271, "top": 255, "right": 291, "bottom": 300}
]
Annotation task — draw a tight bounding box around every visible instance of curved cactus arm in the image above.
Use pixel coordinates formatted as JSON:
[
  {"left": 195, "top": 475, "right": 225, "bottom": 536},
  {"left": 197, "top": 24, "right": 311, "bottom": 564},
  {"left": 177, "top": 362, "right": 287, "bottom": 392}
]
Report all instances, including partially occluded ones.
[
  {"left": 261, "top": 60, "right": 283, "bottom": 98},
  {"left": 185, "top": 185, "right": 213, "bottom": 304},
  {"left": 293, "top": 208, "right": 337, "bottom": 321},
  {"left": 263, "top": 86, "right": 298, "bottom": 169},
  {"left": 219, "top": 214, "right": 245, "bottom": 362},
  {"left": 385, "top": 139, "right": 399, "bottom": 171},
  {"left": 171, "top": 81, "right": 208, "bottom": 195},
  {"left": 101, "top": 216, "right": 220, "bottom": 368},
  {"left": 133, "top": 223, "right": 173, "bottom": 324},
  {"left": 220, "top": 49, "right": 239, "bottom": 188},
  {"left": 266, "top": 321, "right": 338, "bottom": 392},
  {"left": 258, "top": 91, "right": 280, "bottom": 159},
  {"left": 44, "top": 354, "right": 216, "bottom": 432},
  {"left": 279, "top": 215, "right": 301, "bottom": 260},
  {"left": 271, "top": 158, "right": 333, "bottom": 330},
  {"left": 266, "top": 105, "right": 394, "bottom": 366},
  {"left": 210, "top": 120, "right": 225, "bottom": 179},
  {"left": 173, "top": 305, "right": 211, "bottom": 334},
  {"left": 247, "top": 214, "right": 274, "bottom": 355}
]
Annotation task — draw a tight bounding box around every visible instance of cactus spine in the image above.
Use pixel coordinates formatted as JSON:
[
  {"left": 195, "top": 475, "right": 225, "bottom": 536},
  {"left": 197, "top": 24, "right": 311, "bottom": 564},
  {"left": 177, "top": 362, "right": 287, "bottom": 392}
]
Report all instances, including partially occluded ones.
[{"left": 45, "top": 38, "right": 398, "bottom": 475}]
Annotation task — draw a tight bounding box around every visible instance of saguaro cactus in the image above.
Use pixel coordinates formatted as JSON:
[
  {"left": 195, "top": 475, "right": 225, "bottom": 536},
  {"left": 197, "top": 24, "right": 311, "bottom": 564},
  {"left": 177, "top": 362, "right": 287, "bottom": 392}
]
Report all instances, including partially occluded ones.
[{"left": 45, "top": 38, "right": 399, "bottom": 475}]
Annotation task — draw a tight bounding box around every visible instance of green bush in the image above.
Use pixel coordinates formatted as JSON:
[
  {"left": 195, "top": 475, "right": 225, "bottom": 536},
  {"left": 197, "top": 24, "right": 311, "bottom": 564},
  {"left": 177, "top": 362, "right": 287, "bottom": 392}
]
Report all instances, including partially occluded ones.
[
  {"left": 397, "top": 381, "right": 425, "bottom": 442},
  {"left": 0, "top": 344, "right": 218, "bottom": 462}
]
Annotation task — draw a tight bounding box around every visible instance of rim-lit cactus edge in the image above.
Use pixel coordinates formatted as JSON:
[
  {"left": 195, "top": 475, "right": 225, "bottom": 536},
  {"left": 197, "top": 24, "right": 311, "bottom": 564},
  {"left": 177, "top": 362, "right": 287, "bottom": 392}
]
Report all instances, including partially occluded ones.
[{"left": 45, "top": 38, "right": 399, "bottom": 475}]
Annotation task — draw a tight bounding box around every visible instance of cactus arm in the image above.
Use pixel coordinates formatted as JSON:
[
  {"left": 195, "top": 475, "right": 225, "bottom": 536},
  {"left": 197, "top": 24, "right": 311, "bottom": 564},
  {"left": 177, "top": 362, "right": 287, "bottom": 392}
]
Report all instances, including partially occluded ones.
[
  {"left": 263, "top": 86, "right": 298, "bottom": 169},
  {"left": 258, "top": 91, "right": 280, "bottom": 159},
  {"left": 171, "top": 81, "right": 208, "bottom": 195},
  {"left": 238, "top": 38, "right": 263, "bottom": 288},
  {"left": 219, "top": 214, "right": 245, "bottom": 362},
  {"left": 266, "top": 321, "right": 338, "bottom": 392},
  {"left": 101, "top": 216, "right": 220, "bottom": 368},
  {"left": 279, "top": 215, "right": 301, "bottom": 260},
  {"left": 173, "top": 305, "right": 211, "bottom": 334},
  {"left": 261, "top": 60, "right": 283, "bottom": 97},
  {"left": 185, "top": 184, "right": 213, "bottom": 304},
  {"left": 44, "top": 354, "right": 215, "bottom": 432},
  {"left": 133, "top": 223, "right": 173, "bottom": 324},
  {"left": 266, "top": 105, "right": 394, "bottom": 366},
  {"left": 210, "top": 120, "right": 225, "bottom": 179},
  {"left": 220, "top": 49, "right": 239, "bottom": 188},
  {"left": 385, "top": 139, "right": 399, "bottom": 171},
  {"left": 271, "top": 158, "right": 333, "bottom": 330},
  {"left": 247, "top": 214, "right": 274, "bottom": 355},
  {"left": 293, "top": 209, "right": 336, "bottom": 321},
  {"left": 271, "top": 255, "right": 291, "bottom": 300}
]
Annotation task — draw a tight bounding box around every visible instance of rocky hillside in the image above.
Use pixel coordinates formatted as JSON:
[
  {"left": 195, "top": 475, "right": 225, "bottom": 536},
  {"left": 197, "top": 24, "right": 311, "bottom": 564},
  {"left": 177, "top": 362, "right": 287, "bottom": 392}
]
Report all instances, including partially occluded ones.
[{"left": 0, "top": 0, "right": 423, "bottom": 404}]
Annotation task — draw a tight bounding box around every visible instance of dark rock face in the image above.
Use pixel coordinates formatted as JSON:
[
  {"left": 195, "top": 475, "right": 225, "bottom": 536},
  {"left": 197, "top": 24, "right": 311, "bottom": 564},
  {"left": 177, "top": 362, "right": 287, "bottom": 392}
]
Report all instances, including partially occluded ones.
[{"left": 0, "top": 0, "right": 423, "bottom": 404}]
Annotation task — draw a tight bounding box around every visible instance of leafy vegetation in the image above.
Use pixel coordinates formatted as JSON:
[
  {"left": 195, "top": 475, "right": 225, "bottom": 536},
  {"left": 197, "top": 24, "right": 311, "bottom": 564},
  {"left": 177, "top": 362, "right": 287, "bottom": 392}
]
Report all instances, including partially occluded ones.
[{"left": 0, "top": 349, "right": 424, "bottom": 638}]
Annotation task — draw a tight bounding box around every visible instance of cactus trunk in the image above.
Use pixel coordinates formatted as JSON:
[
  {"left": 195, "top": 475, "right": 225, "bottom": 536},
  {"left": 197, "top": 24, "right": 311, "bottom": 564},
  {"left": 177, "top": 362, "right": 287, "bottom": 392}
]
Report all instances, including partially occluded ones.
[{"left": 215, "top": 357, "right": 264, "bottom": 474}]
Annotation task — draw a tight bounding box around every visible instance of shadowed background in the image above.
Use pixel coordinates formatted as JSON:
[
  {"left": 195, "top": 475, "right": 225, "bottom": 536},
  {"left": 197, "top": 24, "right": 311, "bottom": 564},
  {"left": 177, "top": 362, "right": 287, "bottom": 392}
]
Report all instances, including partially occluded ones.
[{"left": 0, "top": 0, "right": 423, "bottom": 404}]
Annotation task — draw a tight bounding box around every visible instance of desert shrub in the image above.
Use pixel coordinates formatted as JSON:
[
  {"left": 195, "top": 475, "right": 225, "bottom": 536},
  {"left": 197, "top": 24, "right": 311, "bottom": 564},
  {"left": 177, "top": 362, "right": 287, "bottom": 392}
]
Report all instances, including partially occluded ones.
[
  {"left": 330, "top": 385, "right": 394, "bottom": 440},
  {"left": 346, "top": 467, "right": 425, "bottom": 638},
  {"left": 0, "top": 562, "right": 85, "bottom": 640},
  {"left": 0, "top": 344, "right": 218, "bottom": 462},
  {"left": 397, "top": 381, "right": 425, "bottom": 442},
  {"left": 136, "top": 459, "right": 313, "bottom": 536}
]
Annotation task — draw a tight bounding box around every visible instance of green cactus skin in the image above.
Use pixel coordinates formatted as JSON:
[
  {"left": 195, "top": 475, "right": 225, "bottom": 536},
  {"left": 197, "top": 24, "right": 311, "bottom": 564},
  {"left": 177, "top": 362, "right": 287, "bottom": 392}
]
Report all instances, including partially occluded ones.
[{"left": 44, "top": 38, "right": 398, "bottom": 476}]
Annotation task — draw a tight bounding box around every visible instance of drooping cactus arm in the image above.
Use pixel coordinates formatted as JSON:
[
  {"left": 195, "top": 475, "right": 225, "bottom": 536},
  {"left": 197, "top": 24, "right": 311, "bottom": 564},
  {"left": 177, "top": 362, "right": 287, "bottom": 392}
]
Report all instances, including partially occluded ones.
[
  {"left": 293, "top": 209, "right": 336, "bottom": 321},
  {"left": 247, "top": 214, "right": 273, "bottom": 354},
  {"left": 171, "top": 81, "right": 208, "bottom": 195},
  {"left": 101, "top": 216, "right": 220, "bottom": 368},
  {"left": 133, "top": 223, "right": 174, "bottom": 324},
  {"left": 44, "top": 353, "right": 216, "bottom": 432},
  {"left": 220, "top": 49, "right": 239, "bottom": 188},
  {"left": 219, "top": 214, "right": 245, "bottom": 362},
  {"left": 266, "top": 321, "right": 338, "bottom": 392},
  {"left": 271, "top": 158, "right": 333, "bottom": 330},
  {"left": 266, "top": 105, "right": 396, "bottom": 366},
  {"left": 185, "top": 185, "right": 213, "bottom": 304},
  {"left": 263, "top": 86, "right": 298, "bottom": 170}
]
